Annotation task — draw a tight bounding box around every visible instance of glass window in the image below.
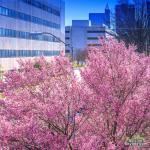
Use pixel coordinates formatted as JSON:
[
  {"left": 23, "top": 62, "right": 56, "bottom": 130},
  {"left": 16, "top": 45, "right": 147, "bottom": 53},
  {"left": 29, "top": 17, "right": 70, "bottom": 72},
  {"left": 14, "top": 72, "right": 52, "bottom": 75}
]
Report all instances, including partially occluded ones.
[
  {"left": 21, "top": 0, "right": 60, "bottom": 16},
  {"left": 0, "top": 7, "right": 2, "bottom": 14},
  {"left": 0, "top": 28, "right": 2, "bottom": 36},
  {"left": 1, "top": 7, "right": 8, "bottom": 15},
  {"left": 0, "top": 50, "right": 60, "bottom": 58},
  {"left": 0, "top": 6, "right": 60, "bottom": 29},
  {"left": 0, "top": 28, "right": 60, "bottom": 43}
]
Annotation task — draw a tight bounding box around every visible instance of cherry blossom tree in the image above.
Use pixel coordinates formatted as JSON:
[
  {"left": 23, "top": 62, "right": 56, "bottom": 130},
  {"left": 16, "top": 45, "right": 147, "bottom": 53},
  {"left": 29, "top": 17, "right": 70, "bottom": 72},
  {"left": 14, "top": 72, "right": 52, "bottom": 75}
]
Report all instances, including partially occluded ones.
[
  {"left": 0, "top": 38, "right": 150, "bottom": 150},
  {"left": 0, "top": 56, "right": 92, "bottom": 150},
  {"left": 81, "top": 38, "right": 150, "bottom": 149}
]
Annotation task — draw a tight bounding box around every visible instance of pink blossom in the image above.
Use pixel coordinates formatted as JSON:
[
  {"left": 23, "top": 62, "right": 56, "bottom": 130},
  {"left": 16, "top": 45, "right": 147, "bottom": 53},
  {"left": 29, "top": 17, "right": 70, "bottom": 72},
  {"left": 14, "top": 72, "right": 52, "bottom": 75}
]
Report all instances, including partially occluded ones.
[{"left": 0, "top": 38, "right": 150, "bottom": 149}]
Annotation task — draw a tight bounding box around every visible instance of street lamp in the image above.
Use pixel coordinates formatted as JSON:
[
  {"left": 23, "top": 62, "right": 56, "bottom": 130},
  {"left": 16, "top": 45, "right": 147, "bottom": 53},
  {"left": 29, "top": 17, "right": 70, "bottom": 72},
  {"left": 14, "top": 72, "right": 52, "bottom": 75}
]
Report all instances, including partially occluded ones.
[{"left": 29, "top": 32, "right": 74, "bottom": 60}]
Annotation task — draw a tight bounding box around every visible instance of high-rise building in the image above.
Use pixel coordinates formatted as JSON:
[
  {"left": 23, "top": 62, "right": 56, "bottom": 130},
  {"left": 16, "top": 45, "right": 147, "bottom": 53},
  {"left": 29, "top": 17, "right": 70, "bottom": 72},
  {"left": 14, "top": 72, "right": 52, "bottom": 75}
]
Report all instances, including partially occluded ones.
[
  {"left": 115, "top": 2, "right": 135, "bottom": 34},
  {"left": 105, "top": 4, "right": 111, "bottom": 28},
  {"left": 89, "top": 4, "right": 111, "bottom": 28},
  {"left": 118, "top": 0, "right": 129, "bottom": 4},
  {"left": 0, "top": 0, "right": 65, "bottom": 70},
  {"left": 147, "top": 1, "right": 150, "bottom": 26},
  {"left": 146, "top": 0, "right": 150, "bottom": 51},
  {"left": 115, "top": 0, "right": 150, "bottom": 53}
]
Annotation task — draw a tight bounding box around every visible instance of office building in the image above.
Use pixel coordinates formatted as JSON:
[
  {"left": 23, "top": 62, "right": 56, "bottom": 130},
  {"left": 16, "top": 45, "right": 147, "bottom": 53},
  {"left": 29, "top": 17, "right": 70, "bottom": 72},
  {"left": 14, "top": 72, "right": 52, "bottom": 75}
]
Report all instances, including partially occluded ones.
[
  {"left": 65, "top": 20, "right": 114, "bottom": 59},
  {"left": 115, "top": 0, "right": 150, "bottom": 53},
  {"left": 116, "top": 0, "right": 150, "bottom": 33},
  {"left": 0, "top": 0, "right": 65, "bottom": 70},
  {"left": 89, "top": 4, "right": 110, "bottom": 28},
  {"left": 115, "top": 2, "right": 135, "bottom": 34},
  {"left": 147, "top": 1, "right": 150, "bottom": 27},
  {"left": 118, "top": 0, "right": 129, "bottom": 4},
  {"left": 65, "top": 4, "right": 114, "bottom": 59}
]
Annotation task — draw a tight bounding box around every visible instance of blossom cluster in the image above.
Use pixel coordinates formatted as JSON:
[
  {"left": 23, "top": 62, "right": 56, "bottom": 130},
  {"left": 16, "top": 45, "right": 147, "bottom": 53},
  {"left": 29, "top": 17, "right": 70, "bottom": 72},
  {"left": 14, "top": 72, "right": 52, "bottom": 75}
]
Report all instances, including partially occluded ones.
[{"left": 0, "top": 38, "right": 150, "bottom": 150}]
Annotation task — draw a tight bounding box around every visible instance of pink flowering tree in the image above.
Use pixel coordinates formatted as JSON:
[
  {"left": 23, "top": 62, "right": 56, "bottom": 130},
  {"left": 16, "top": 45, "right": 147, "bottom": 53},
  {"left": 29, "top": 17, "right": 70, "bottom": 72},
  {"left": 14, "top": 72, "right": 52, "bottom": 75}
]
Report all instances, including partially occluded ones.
[
  {"left": 81, "top": 38, "right": 150, "bottom": 149},
  {"left": 0, "top": 38, "right": 150, "bottom": 150},
  {"left": 0, "top": 56, "right": 92, "bottom": 149}
]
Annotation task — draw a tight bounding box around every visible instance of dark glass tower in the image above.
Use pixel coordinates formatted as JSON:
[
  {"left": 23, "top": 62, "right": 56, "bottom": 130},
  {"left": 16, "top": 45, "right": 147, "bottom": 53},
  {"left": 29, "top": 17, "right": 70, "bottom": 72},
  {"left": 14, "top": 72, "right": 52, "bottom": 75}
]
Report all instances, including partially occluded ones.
[
  {"left": 115, "top": 2, "right": 135, "bottom": 34},
  {"left": 105, "top": 4, "right": 111, "bottom": 28}
]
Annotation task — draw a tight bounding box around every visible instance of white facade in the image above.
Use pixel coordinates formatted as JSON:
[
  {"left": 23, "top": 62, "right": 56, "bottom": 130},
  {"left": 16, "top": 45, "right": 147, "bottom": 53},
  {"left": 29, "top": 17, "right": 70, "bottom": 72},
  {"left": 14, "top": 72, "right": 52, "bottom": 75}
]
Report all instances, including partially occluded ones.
[
  {"left": 65, "top": 20, "right": 114, "bottom": 59},
  {"left": 0, "top": 0, "right": 65, "bottom": 70}
]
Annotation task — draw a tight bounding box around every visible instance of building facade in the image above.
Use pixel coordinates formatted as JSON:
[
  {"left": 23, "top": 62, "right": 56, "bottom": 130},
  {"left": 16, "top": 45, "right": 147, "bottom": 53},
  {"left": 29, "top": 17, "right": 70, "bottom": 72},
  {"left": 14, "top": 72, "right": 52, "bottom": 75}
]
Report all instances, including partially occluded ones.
[
  {"left": 65, "top": 20, "right": 114, "bottom": 59},
  {"left": 147, "top": 1, "right": 150, "bottom": 27},
  {"left": 65, "top": 4, "right": 113, "bottom": 59},
  {"left": 115, "top": 0, "right": 150, "bottom": 53},
  {"left": 89, "top": 4, "right": 110, "bottom": 28},
  {"left": 115, "top": 2, "right": 135, "bottom": 34},
  {"left": 0, "top": 0, "right": 65, "bottom": 70}
]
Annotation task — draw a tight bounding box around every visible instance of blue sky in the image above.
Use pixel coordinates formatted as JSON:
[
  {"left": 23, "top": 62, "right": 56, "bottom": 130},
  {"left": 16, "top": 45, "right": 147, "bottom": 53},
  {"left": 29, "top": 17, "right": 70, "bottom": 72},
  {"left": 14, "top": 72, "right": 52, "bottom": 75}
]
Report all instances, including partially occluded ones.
[{"left": 65, "top": 0, "right": 117, "bottom": 26}]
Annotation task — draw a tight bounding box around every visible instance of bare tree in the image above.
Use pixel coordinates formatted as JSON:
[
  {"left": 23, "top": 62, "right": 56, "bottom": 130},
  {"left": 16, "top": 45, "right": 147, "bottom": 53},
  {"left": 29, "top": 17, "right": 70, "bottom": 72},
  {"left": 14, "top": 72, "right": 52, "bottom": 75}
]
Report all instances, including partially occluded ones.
[{"left": 76, "top": 49, "right": 88, "bottom": 65}]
